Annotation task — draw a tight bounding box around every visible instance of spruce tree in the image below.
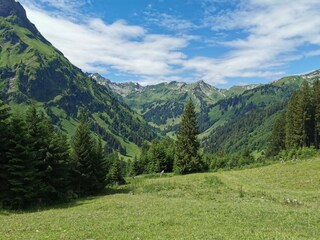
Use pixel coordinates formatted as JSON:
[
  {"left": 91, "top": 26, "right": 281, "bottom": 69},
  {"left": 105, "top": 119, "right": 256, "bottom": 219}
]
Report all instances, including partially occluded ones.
[
  {"left": 174, "top": 101, "right": 203, "bottom": 174},
  {"left": 266, "top": 113, "right": 286, "bottom": 157},
  {"left": 44, "top": 131, "right": 72, "bottom": 201},
  {"left": 108, "top": 153, "right": 125, "bottom": 185},
  {"left": 93, "top": 137, "right": 108, "bottom": 191},
  {"left": 299, "top": 80, "right": 313, "bottom": 147},
  {"left": 286, "top": 91, "right": 304, "bottom": 149},
  {"left": 6, "top": 113, "right": 37, "bottom": 208},
  {"left": 129, "top": 156, "right": 139, "bottom": 177},
  {"left": 25, "top": 105, "right": 52, "bottom": 201},
  {"left": 71, "top": 111, "right": 98, "bottom": 195},
  {"left": 313, "top": 79, "right": 320, "bottom": 148},
  {"left": 0, "top": 101, "right": 11, "bottom": 205}
]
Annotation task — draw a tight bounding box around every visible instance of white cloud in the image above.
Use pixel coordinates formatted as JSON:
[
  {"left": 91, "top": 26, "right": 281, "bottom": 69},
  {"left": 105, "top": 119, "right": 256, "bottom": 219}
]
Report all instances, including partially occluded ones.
[
  {"left": 21, "top": 4, "right": 189, "bottom": 78},
  {"left": 21, "top": 0, "right": 89, "bottom": 14},
  {"left": 184, "top": 0, "right": 320, "bottom": 85},
  {"left": 305, "top": 50, "right": 320, "bottom": 58},
  {"left": 18, "top": 0, "right": 320, "bottom": 86},
  {"left": 145, "top": 12, "right": 197, "bottom": 32}
]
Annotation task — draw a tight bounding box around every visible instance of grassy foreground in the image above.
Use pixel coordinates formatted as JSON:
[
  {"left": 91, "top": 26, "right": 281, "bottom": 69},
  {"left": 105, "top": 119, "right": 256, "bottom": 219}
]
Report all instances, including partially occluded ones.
[{"left": 1, "top": 158, "right": 320, "bottom": 239}]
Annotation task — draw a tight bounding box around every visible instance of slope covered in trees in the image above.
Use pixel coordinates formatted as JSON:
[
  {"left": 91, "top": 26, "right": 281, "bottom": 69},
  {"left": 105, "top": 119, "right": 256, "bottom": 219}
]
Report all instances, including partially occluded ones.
[
  {"left": 202, "top": 74, "right": 318, "bottom": 155},
  {"left": 91, "top": 73, "right": 257, "bottom": 135},
  {"left": 0, "top": 0, "right": 158, "bottom": 157},
  {"left": 267, "top": 79, "right": 320, "bottom": 157}
]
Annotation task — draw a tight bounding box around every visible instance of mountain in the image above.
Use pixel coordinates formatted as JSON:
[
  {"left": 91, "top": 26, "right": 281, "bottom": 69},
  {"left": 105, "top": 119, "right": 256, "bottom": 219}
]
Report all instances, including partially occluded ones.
[
  {"left": 202, "top": 72, "right": 320, "bottom": 155},
  {"left": 91, "top": 71, "right": 320, "bottom": 156},
  {"left": 90, "top": 73, "right": 261, "bottom": 135},
  {"left": 0, "top": 0, "right": 158, "bottom": 157}
]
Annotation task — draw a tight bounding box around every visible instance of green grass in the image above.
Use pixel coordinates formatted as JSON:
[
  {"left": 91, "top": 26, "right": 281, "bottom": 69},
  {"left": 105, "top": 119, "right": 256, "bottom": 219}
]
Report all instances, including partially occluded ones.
[{"left": 1, "top": 158, "right": 320, "bottom": 239}]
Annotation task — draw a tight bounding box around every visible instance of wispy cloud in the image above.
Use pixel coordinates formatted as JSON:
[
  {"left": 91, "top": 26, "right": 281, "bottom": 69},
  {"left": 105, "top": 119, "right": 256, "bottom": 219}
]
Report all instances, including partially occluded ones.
[
  {"left": 21, "top": 0, "right": 90, "bottom": 15},
  {"left": 21, "top": 2, "right": 189, "bottom": 77},
  {"left": 144, "top": 11, "right": 198, "bottom": 33},
  {"left": 18, "top": 0, "right": 320, "bottom": 86},
  {"left": 188, "top": 0, "right": 320, "bottom": 83}
]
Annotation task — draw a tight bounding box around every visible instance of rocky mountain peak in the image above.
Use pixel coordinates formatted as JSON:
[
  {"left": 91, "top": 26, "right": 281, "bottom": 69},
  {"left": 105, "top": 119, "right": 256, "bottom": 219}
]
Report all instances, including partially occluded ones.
[
  {"left": 0, "top": 0, "right": 27, "bottom": 19},
  {"left": 303, "top": 70, "right": 320, "bottom": 79}
]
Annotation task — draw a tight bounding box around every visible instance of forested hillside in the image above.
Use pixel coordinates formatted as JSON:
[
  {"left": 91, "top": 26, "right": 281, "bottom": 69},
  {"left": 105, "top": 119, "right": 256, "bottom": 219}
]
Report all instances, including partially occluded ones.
[
  {"left": 0, "top": 0, "right": 158, "bottom": 157},
  {"left": 91, "top": 73, "right": 260, "bottom": 135},
  {"left": 201, "top": 74, "right": 320, "bottom": 155},
  {"left": 93, "top": 71, "right": 319, "bottom": 156}
]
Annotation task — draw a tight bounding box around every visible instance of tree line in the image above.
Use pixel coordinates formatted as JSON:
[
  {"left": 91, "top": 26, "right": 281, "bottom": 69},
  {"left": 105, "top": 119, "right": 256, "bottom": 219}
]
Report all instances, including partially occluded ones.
[
  {"left": 0, "top": 100, "right": 207, "bottom": 208},
  {"left": 267, "top": 79, "right": 320, "bottom": 157},
  {"left": 0, "top": 102, "right": 124, "bottom": 209}
]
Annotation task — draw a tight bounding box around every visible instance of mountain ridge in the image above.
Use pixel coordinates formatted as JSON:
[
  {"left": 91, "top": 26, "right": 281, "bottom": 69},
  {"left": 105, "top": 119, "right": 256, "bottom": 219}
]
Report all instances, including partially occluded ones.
[{"left": 0, "top": 0, "right": 158, "bottom": 157}]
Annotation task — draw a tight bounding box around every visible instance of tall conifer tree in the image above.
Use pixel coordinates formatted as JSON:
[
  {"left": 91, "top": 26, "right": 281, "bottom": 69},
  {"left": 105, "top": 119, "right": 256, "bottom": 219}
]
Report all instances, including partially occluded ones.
[
  {"left": 0, "top": 101, "right": 11, "bottom": 204},
  {"left": 44, "top": 131, "right": 72, "bottom": 201},
  {"left": 313, "top": 79, "right": 320, "bottom": 148},
  {"left": 174, "top": 101, "right": 203, "bottom": 174},
  {"left": 71, "top": 111, "right": 98, "bottom": 195},
  {"left": 25, "top": 105, "right": 51, "bottom": 200},
  {"left": 6, "top": 113, "right": 37, "bottom": 208},
  {"left": 93, "top": 137, "right": 108, "bottom": 190},
  {"left": 286, "top": 92, "right": 304, "bottom": 149},
  {"left": 299, "top": 80, "right": 313, "bottom": 147},
  {"left": 267, "top": 113, "right": 286, "bottom": 156}
]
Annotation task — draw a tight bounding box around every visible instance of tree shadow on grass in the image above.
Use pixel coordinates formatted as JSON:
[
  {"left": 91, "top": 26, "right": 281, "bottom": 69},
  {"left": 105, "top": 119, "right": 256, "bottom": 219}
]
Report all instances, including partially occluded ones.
[
  {"left": 103, "top": 186, "right": 131, "bottom": 195},
  {"left": 0, "top": 185, "right": 132, "bottom": 214}
]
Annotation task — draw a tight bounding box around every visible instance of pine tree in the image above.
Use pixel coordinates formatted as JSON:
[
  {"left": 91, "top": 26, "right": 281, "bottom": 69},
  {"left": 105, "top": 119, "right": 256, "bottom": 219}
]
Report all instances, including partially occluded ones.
[
  {"left": 93, "top": 137, "right": 108, "bottom": 191},
  {"left": 266, "top": 113, "right": 286, "bottom": 157},
  {"left": 0, "top": 101, "right": 11, "bottom": 205},
  {"left": 5, "top": 113, "right": 37, "bottom": 208},
  {"left": 44, "top": 131, "right": 72, "bottom": 201},
  {"left": 174, "top": 101, "right": 203, "bottom": 174},
  {"left": 299, "top": 80, "right": 313, "bottom": 147},
  {"left": 313, "top": 79, "right": 320, "bottom": 148},
  {"left": 25, "top": 105, "right": 52, "bottom": 201},
  {"left": 108, "top": 153, "right": 125, "bottom": 185},
  {"left": 71, "top": 112, "right": 98, "bottom": 195},
  {"left": 128, "top": 155, "right": 139, "bottom": 177},
  {"left": 138, "top": 141, "right": 150, "bottom": 174},
  {"left": 286, "top": 91, "right": 304, "bottom": 149},
  {"left": 160, "top": 137, "right": 175, "bottom": 172},
  {"left": 286, "top": 81, "right": 313, "bottom": 149}
]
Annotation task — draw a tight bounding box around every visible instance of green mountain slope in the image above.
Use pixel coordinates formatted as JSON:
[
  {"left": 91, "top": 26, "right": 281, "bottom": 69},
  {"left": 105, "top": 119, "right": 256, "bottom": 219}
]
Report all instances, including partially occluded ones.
[
  {"left": 92, "top": 71, "right": 319, "bottom": 155},
  {"left": 202, "top": 73, "right": 320, "bottom": 154},
  {"left": 0, "top": 0, "right": 158, "bottom": 157},
  {"left": 91, "top": 73, "right": 259, "bottom": 135}
]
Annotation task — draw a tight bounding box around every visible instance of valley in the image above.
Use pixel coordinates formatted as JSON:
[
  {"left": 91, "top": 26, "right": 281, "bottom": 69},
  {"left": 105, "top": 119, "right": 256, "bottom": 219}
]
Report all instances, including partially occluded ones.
[{"left": 1, "top": 1, "right": 320, "bottom": 239}]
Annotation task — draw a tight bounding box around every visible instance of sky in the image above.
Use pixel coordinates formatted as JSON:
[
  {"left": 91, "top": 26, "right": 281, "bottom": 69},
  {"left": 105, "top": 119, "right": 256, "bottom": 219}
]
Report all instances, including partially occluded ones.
[{"left": 18, "top": 0, "right": 320, "bottom": 88}]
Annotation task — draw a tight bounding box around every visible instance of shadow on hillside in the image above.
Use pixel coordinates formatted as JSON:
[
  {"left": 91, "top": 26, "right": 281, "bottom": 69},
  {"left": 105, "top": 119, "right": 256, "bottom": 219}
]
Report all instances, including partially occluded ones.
[
  {"left": 103, "top": 187, "right": 131, "bottom": 195},
  {"left": 0, "top": 186, "right": 132, "bottom": 214}
]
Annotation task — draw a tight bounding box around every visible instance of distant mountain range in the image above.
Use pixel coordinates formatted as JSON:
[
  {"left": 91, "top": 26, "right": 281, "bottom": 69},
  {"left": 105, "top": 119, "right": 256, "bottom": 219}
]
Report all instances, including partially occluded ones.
[
  {"left": 90, "top": 71, "right": 320, "bottom": 155},
  {"left": 1, "top": 0, "right": 320, "bottom": 157},
  {"left": 89, "top": 73, "right": 260, "bottom": 134}
]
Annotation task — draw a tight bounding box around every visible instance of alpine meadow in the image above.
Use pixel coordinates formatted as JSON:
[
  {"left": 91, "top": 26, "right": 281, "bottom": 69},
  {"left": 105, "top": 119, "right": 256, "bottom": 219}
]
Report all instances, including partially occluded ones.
[{"left": 1, "top": 0, "right": 320, "bottom": 239}]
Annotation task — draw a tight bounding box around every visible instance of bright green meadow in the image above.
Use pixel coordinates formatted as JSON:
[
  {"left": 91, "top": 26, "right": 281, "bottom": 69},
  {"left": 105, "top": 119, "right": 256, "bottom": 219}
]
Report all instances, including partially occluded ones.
[{"left": 1, "top": 158, "right": 319, "bottom": 239}]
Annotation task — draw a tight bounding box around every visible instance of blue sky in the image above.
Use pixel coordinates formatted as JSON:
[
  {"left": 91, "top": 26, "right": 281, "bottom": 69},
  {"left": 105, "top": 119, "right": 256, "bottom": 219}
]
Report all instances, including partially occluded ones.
[{"left": 19, "top": 0, "right": 320, "bottom": 88}]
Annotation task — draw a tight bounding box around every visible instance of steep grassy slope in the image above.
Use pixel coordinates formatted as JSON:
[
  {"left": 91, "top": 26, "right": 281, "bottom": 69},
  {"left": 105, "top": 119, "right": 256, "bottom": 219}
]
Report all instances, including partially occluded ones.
[
  {"left": 0, "top": 0, "right": 158, "bottom": 157},
  {"left": 1, "top": 157, "right": 319, "bottom": 239}
]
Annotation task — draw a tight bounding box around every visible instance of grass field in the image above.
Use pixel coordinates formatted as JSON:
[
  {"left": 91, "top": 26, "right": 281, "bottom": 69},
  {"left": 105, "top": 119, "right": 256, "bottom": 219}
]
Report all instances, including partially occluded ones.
[{"left": 1, "top": 158, "right": 320, "bottom": 239}]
